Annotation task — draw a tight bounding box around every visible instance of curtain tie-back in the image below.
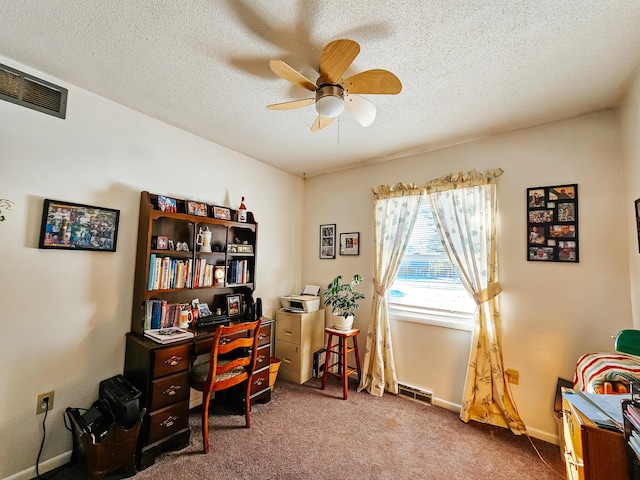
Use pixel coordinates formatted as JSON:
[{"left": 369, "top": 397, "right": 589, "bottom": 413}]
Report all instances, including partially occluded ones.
[
  {"left": 472, "top": 282, "right": 502, "bottom": 305},
  {"left": 373, "top": 281, "right": 386, "bottom": 296}
]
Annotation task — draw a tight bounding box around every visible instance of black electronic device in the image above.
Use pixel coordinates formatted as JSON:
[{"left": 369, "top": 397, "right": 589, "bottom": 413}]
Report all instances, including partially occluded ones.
[
  {"left": 196, "top": 314, "right": 230, "bottom": 327},
  {"left": 256, "top": 297, "right": 262, "bottom": 319},
  {"left": 74, "top": 399, "right": 114, "bottom": 443},
  {"left": 99, "top": 374, "right": 141, "bottom": 429}
]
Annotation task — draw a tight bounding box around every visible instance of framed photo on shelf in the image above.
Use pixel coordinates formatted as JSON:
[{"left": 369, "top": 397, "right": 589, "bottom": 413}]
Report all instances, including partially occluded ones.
[
  {"left": 212, "top": 205, "right": 231, "bottom": 220},
  {"left": 526, "top": 184, "right": 578, "bottom": 262},
  {"left": 319, "top": 224, "right": 336, "bottom": 259},
  {"left": 339, "top": 232, "right": 360, "bottom": 256},
  {"left": 636, "top": 198, "right": 640, "bottom": 253},
  {"left": 186, "top": 200, "right": 207, "bottom": 217},
  {"left": 38, "top": 199, "right": 120, "bottom": 252},
  {"left": 226, "top": 293, "right": 242, "bottom": 317},
  {"left": 157, "top": 195, "right": 177, "bottom": 213}
]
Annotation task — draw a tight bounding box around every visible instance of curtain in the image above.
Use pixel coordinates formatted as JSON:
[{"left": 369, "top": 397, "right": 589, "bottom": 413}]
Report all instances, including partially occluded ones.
[
  {"left": 425, "top": 169, "right": 526, "bottom": 434},
  {"left": 358, "top": 183, "right": 423, "bottom": 396}
]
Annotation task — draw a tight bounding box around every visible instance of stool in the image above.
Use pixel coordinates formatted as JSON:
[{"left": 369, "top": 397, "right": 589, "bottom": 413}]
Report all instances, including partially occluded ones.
[{"left": 321, "top": 327, "right": 361, "bottom": 399}]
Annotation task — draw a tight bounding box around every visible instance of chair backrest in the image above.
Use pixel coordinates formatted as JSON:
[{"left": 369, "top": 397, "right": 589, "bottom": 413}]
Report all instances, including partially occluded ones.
[
  {"left": 615, "top": 329, "right": 640, "bottom": 356},
  {"left": 204, "top": 319, "right": 262, "bottom": 393}
]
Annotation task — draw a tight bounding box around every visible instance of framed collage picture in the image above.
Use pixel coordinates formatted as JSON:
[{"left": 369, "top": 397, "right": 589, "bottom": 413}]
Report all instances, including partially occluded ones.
[
  {"left": 339, "top": 232, "right": 360, "bottom": 256},
  {"left": 319, "top": 224, "right": 336, "bottom": 259},
  {"left": 527, "top": 184, "right": 578, "bottom": 262}
]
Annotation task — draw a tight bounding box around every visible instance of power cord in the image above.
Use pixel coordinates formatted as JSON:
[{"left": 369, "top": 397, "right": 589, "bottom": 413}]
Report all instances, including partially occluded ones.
[
  {"left": 35, "top": 397, "right": 50, "bottom": 480},
  {"left": 526, "top": 433, "right": 566, "bottom": 479}
]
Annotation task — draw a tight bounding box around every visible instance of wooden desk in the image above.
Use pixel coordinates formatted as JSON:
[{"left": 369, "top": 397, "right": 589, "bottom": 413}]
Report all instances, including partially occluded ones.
[
  {"left": 124, "top": 318, "right": 273, "bottom": 469},
  {"left": 562, "top": 394, "right": 628, "bottom": 480}
]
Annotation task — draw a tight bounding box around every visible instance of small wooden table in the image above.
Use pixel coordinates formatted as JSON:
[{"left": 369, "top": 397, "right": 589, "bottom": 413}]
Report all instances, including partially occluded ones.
[{"left": 320, "top": 327, "right": 361, "bottom": 399}]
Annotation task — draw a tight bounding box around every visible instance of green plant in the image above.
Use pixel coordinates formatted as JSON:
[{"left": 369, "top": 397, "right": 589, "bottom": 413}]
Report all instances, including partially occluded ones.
[{"left": 323, "top": 274, "right": 366, "bottom": 318}]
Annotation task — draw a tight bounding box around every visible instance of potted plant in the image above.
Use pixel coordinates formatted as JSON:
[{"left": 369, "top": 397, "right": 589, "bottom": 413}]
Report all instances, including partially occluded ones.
[{"left": 323, "top": 274, "right": 366, "bottom": 330}]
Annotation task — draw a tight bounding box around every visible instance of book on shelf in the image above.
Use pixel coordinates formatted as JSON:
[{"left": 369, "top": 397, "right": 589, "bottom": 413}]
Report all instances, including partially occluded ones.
[
  {"left": 144, "top": 327, "right": 193, "bottom": 344},
  {"left": 627, "top": 403, "right": 640, "bottom": 429}
]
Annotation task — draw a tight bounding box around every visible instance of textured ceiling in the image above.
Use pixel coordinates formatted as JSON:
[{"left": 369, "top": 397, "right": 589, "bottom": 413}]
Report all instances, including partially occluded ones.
[{"left": 1, "top": 1, "right": 640, "bottom": 177}]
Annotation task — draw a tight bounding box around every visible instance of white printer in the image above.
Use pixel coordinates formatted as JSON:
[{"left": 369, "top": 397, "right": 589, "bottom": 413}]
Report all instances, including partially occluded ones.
[{"left": 280, "top": 285, "right": 321, "bottom": 313}]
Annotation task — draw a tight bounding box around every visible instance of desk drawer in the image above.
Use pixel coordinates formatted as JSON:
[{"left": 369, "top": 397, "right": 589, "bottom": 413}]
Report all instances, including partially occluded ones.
[
  {"left": 255, "top": 344, "right": 270, "bottom": 371},
  {"left": 151, "top": 343, "right": 190, "bottom": 378},
  {"left": 258, "top": 323, "right": 271, "bottom": 347},
  {"left": 276, "top": 340, "right": 300, "bottom": 374},
  {"left": 251, "top": 367, "right": 269, "bottom": 395},
  {"left": 147, "top": 399, "right": 189, "bottom": 444},
  {"left": 150, "top": 371, "right": 190, "bottom": 410}
]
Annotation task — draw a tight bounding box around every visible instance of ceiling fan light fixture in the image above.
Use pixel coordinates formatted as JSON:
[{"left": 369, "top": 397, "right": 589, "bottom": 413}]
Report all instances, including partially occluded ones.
[{"left": 315, "top": 84, "right": 344, "bottom": 118}]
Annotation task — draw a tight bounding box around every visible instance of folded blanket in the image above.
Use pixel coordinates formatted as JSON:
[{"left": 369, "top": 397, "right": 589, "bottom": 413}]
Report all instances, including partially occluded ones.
[{"left": 573, "top": 352, "right": 640, "bottom": 393}]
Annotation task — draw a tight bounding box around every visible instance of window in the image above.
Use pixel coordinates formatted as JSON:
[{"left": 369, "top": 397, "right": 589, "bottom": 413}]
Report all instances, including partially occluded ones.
[{"left": 389, "top": 198, "right": 475, "bottom": 328}]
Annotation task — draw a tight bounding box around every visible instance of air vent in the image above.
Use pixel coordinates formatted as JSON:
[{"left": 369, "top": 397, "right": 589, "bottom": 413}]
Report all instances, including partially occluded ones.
[
  {"left": 398, "top": 383, "right": 433, "bottom": 406},
  {"left": 0, "top": 63, "right": 67, "bottom": 119}
]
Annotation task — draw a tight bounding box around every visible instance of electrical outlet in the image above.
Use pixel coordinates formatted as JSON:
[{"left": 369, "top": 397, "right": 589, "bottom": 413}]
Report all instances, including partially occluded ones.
[
  {"left": 36, "top": 391, "right": 54, "bottom": 414},
  {"left": 505, "top": 369, "right": 519, "bottom": 385}
]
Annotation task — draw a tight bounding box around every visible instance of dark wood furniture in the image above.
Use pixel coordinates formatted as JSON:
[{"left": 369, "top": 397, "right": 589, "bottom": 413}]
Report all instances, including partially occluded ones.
[
  {"left": 190, "top": 320, "right": 262, "bottom": 454},
  {"left": 321, "top": 327, "right": 362, "bottom": 400},
  {"left": 124, "top": 191, "right": 268, "bottom": 468},
  {"left": 67, "top": 407, "right": 145, "bottom": 479},
  {"left": 623, "top": 382, "right": 640, "bottom": 480},
  {"left": 562, "top": 394, "right": 628, "bottom": 480}
]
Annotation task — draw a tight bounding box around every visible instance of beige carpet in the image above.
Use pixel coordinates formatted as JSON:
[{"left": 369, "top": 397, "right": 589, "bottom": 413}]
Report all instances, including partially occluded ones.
[{"left": 47, "top": 377, "right": 565, "bottom": 479}]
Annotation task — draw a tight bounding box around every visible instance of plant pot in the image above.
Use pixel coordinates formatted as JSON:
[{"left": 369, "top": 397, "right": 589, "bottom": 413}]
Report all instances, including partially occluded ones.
[{"left": 333, "top": 315, "right": 354, "bottom": 331}]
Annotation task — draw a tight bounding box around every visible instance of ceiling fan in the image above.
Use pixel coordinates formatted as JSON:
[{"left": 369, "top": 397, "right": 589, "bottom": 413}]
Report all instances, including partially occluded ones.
[{"left": 267, "top": 39, "right": 402, "bottom": 132}]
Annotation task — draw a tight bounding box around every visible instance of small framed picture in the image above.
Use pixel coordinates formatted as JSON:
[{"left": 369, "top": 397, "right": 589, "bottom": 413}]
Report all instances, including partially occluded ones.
[
  {"left": 156, "top": 236, "right": 169, "bottom": 250},
  {"left": 38, "top": 199, "right": 120, "bottom": 252},
  {"left": 186, "top": 200, "right": 207, "bottom": 217},
  {"left": 636, "top": 198, "right": 640, "bottom": 253},
  {"left": 212, "top": 206, "right": 231, "bottom": 220},
  {"left": 320, "top": 224, "right": 336, "bottom": 259},
  {"left": 226, "top": 293, "right": 242, "bottom": 317},
  {"left": 197, "top": 302, "right": 212, "bottom": 318},
  {"left": 339, "top": 232, "right": 360, "bottom": 256},
  {"left": 157, "top": 195, "right": 177, "bottom": 213}
]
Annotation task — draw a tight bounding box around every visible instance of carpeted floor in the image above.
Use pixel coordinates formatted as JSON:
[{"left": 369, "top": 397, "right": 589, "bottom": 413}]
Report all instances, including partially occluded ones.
[{"left": 41, "top": 377, "right": 565, "bottom": 480}]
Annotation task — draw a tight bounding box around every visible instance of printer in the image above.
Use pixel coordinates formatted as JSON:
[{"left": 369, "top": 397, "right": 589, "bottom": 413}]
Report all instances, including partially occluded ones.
[
  {"left": 280, "top": 285, "right": 321, "bottom": 313},
  {"left": 99, "top": 374, "right": 141, "bottom": 429}
]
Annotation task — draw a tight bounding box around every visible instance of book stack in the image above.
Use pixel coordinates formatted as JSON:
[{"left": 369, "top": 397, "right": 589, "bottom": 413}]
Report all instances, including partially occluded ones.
[
  {"left": 228, "top": 259, "right": 249, "bottom": 284},
  {"left": 144, "top": 327, "right": 193, "bottom": 344},
  {"left": 148, "top": 253, "right": 193, "bottom": 291},
  {"left": 145, "top": 300, "right": 190, "bottom": 329},
  {"left": 627, "top": 403, "right": 640, "bottom": 460},
  {"left": 193, "top": 259, "right": 214, "bottom": 287}
]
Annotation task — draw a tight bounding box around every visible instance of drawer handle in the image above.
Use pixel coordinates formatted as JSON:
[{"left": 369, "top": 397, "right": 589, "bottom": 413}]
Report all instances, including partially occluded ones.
[
  {"left": 163, "top": 385, "right": 182, "bottom": 396},
  {"left": 220, "top": 337, "right": 231, "bottom": 345},
  {"left": 258, "top": 333, "right": 268, "bottom": 341},
  {"left": 160, "top": 415, "right": 178, "bottom": 428},
  {"left": 257, "top": 354, "right": 266, "bottom": 363},
  {"left": 284, "top": 330, "right": 293, "bottom": 336},
  {"left": 283, "top": 357, "right": 292, "bottom": 364},
  {"left": 254, "top": 377, "right": 265, "bottom": 386},
  {"left": 165, "top": 356, "right": 182, "bottom": 366}
]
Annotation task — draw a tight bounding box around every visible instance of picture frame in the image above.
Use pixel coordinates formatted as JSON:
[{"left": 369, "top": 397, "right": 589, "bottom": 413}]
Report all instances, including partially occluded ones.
[
  {"left": 157, "top": 195, "right": 177, "bottom": 213},
  {"left": 226, "top": 293, "right": 242, "bottom": 317},
  {"left": 636, "top": 198, "right": 640, "bottom": 253},
  {"left": 38, "top": 199, "right": 120, "bottom": 252},
  {"left": 186, "top": 200, "right": 207, "bottom": 217},
  {"left": 319, "top": 224, "right": 336, "bottom": 259},
  {"left": 526, "top": 184, "right": 578, "bottom": 262},
  {"left": 339, "top": 232, "right": 360, "bottom": 256},
  {"left": 212, "top": 205, "right": 231, "bottom": 220}
]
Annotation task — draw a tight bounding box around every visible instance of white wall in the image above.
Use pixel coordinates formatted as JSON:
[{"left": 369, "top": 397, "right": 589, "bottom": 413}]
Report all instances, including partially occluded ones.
[
  {"left": 303, "top": 110, "right": 633, "bottom": 443},
  {"left": 621, "top": 68, "right": 640, "bottom": 329},
  {"left": 0, "top": 57, "right": 303, "bottom": 479}
]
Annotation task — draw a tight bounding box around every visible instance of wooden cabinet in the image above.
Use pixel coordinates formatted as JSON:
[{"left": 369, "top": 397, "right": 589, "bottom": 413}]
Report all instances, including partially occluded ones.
[
  {"left": 131, "top": 191, "right": 258, "bottom": 334},
  {"left": 275, "top": 309, "right": 325, "bottom": 384},
  {"left": 562, "top": 395, "right": 628, "bottom": 480},
  {"left": 124, "top": 334, "right": 191, "bottom": 469}
]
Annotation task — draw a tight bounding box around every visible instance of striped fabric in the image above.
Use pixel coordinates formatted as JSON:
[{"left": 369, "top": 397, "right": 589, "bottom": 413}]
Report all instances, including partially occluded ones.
[{"left": 573, "top": 352, "right": 640, "bottom": 393}]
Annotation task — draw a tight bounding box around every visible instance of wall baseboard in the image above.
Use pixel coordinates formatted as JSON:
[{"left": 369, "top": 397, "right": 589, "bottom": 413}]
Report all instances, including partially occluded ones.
[{"left": 5, "top": 451, "right": 71, "bottom": 480}]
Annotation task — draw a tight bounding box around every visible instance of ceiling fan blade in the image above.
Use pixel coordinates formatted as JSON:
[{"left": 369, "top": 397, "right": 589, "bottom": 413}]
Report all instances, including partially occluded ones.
[
  {"left": 344, "top": 94, "right": 376, "bottom": 127},
  {"left": 269, "top": 59, "right": 317, "bottom": 92},
  {"left": 319, "top": 39, "right": 360, "bottom": 84},
  {"left": 267, "top": 98, "right": 315, "bottom": 110},
  {"left": 310, "top": 115, "right": 335, "bottom": 132},
  {"left": 342, "top": 69, "right": 402, "bottom": 95}
]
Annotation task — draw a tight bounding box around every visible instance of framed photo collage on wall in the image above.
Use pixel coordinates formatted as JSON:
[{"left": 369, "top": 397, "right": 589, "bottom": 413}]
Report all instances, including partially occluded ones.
[{"left": 527, "top": 184, "right": 578, "bottom": 262}]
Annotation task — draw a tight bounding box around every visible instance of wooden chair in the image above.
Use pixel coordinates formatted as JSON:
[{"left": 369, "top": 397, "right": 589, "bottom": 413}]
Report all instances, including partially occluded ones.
[{"left": 190, "top": 319, "right": 262, "bottom": 453}]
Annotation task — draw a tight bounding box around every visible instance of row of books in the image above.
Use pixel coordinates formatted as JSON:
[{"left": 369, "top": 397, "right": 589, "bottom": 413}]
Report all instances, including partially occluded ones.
[
  {"left": 229, "top": 259, "right": 249, "bottom": 284},
  {"left": 148, "top": 254, "right": 193, "bottom": 291},
  {"left": 144, "top": 299, "right": 189, "bottom": 330},
  {"left": 193, "top": 258, "right": 214, "bottom": 287}
]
